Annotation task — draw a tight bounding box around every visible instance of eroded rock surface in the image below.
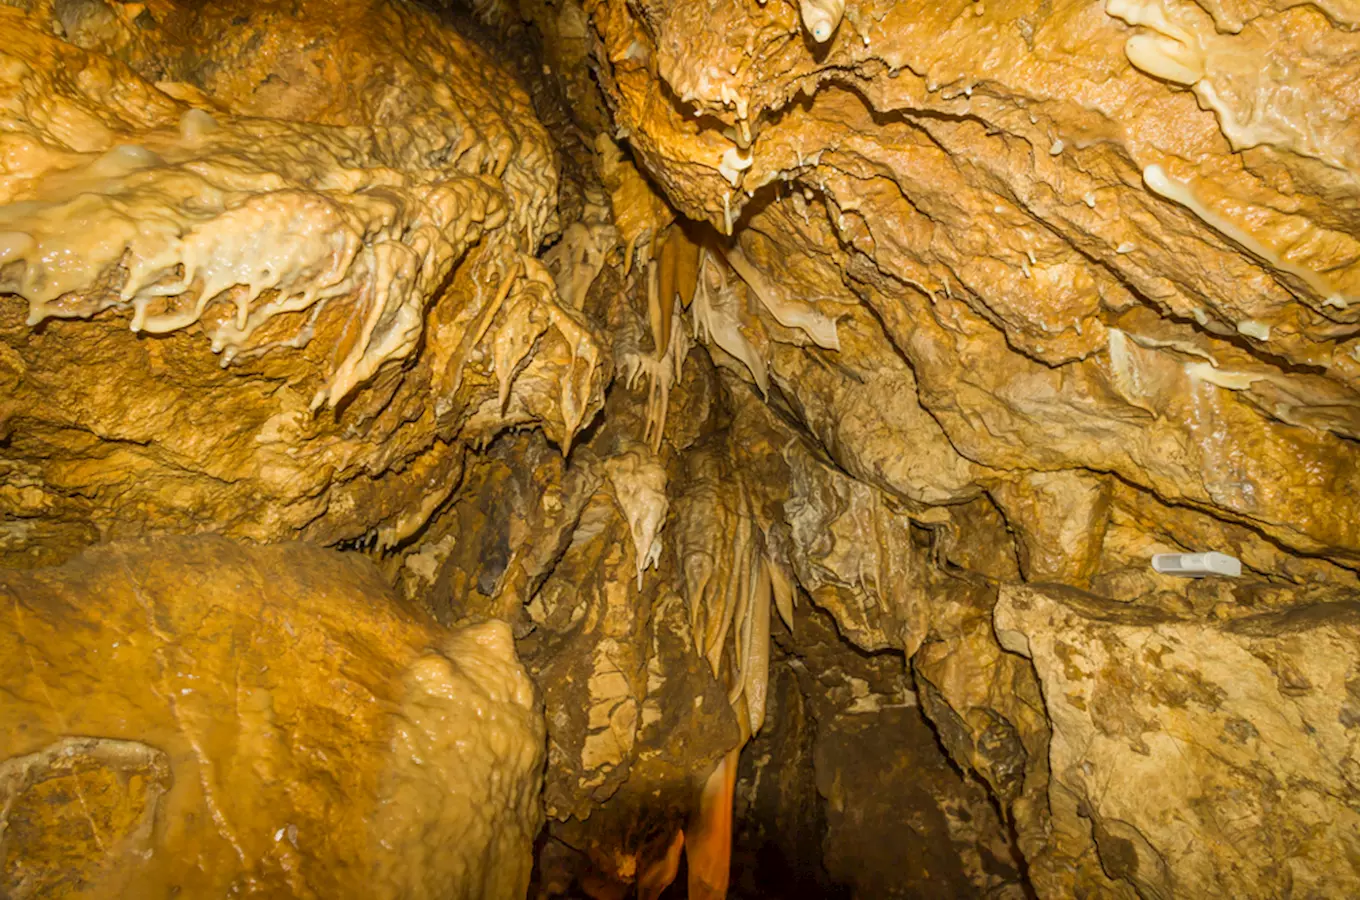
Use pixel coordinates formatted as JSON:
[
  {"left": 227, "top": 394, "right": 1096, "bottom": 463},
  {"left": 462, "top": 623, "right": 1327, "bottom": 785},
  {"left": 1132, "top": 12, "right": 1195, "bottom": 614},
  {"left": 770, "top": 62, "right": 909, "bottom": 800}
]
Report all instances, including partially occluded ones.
[
  {"left": 573, "top": 0, "right": 1360, "bottom": 564},
  {"left": 997, "top": 584, "right": 1360, "bottom": 899},
  {"left": 4, "top": 0, "right": 1360, "bottom": 896},
  {"left": 0, "top": 0, "right": 607, "bottom": 566},
  {"left": 497, "top": 0, "right": 1360, "bottom": 893},
  {"left": 0, "top": 536, "right": 544, "bottom": 899}
]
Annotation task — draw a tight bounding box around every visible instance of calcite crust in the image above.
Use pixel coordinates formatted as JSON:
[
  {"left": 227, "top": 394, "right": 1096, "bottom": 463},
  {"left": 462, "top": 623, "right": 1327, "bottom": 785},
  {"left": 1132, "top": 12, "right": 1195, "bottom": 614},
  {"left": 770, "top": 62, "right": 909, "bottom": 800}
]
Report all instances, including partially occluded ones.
[
  {"left": 0, "top": 0, "right": 609, "bottom": 564},
  {"left": 4, "top": 0, "right": 1360, "bottom": 896},
  {"left": 0, "top": 537, "right": 545, "bottom": 899}
]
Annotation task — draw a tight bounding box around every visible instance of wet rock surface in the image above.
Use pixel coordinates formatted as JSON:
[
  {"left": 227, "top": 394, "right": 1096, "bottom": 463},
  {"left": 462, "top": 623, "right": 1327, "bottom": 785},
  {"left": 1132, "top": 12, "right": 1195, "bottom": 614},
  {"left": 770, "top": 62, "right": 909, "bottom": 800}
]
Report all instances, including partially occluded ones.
[
  {"left": 2, "top": 0, "right": 1359, "bottom": 896},
  {"left": 0, "top": 0, "right": 605, "bottom": 566},
  {"left": 0, "top": 536, "right": 544, "bottom": 899}
]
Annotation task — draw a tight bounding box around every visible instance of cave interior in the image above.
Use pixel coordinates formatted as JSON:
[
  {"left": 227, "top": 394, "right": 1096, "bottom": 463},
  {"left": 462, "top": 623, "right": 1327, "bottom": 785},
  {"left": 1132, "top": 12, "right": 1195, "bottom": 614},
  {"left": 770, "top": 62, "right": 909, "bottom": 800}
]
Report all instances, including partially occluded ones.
[{"left": 1, "top": 0, "right": 1359, "bottom": 897}]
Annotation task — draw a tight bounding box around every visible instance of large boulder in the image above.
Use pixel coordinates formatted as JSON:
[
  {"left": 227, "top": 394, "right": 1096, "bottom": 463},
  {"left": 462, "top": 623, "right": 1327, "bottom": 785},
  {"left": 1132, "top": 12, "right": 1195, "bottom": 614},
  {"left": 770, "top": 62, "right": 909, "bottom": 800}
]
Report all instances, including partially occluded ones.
[{"left": 0, "top": 536, "right": 544, "bottom": 899}]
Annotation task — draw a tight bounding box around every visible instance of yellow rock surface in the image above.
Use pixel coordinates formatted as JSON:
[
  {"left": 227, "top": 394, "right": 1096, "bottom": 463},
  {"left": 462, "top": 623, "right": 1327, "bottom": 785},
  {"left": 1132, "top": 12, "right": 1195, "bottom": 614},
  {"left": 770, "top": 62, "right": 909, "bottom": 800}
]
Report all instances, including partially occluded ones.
[
  {"left": 0, "top": 0, "right": 608, "bottom": 566},
  {"left": 5, "top": 0, "right": 1360, "bottom": 895},
  {"left": 0, "top": 536, "right": 544, "bottom": 898},
  {"left": 996, "top": 583, "right": 1360, "bottom": 898},
  {"left": 571, "top": 0, "right": 1360, "bottom": 560}
]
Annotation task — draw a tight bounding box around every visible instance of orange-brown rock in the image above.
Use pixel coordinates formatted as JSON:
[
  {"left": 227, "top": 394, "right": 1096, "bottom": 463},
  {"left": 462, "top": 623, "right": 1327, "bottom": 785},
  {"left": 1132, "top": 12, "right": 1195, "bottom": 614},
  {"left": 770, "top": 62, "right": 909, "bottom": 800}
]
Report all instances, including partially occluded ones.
[
  {"left": 472, "top": 5, "right": 1360, "bottom": 888},
  {"left": 0, "top": 536, "right": 544, "bottom": 899},
  {"left": 7, "top": 0, "right": 1360, "bottom": 895},
  {"left": 568, "top": 0, "right": 1360, "bottom": 567},
  {"left": 0, "top": 0, "right": 608, "bottom": 567}
]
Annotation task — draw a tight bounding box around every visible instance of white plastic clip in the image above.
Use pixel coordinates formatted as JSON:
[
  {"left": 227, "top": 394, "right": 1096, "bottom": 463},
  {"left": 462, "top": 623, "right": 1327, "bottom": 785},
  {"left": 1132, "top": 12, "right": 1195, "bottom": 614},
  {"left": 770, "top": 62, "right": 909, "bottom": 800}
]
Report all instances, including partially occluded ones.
[{"left": 1151, "top": 552, "right": 1241, "bottom": 578}]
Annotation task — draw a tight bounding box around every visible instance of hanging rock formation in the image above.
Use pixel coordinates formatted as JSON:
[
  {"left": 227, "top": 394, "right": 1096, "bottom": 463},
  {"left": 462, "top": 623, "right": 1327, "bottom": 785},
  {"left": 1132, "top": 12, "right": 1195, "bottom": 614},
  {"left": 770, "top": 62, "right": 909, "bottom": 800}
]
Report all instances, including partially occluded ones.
[
  {"left": 0, "top": 0, "right": 607, "bottom": 567},
  {"left": 2, "top": 0, "right": 1359, "bottom": 897}
]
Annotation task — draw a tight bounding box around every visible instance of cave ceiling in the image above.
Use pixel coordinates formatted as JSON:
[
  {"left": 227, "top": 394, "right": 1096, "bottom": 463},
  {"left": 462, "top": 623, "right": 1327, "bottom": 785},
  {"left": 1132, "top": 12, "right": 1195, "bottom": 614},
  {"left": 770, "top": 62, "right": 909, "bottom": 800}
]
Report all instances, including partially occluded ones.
[{"left": 1, "top": 0, "right": 1358, "bottom": 897}]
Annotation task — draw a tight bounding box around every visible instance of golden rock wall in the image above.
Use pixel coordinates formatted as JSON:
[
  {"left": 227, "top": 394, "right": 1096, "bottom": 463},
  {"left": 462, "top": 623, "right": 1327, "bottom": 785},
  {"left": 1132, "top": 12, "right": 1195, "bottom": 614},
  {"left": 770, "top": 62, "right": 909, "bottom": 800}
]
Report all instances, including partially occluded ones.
[
  {"left": 0, "top": 0, "right": 608, "bottom": 565},
  {"left": 0, "top": 536, "right": 544, "bottom": 899},
  {"left": 4, "top": 0, "right": 1360, "bottom": 896}
]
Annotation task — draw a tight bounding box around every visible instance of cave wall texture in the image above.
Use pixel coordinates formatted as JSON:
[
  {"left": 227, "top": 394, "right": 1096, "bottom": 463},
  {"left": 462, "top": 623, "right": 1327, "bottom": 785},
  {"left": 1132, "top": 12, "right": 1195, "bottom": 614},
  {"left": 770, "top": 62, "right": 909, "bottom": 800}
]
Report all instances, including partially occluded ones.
[{"left": 1, "top": 0, "right": 1359, "bottom": 896}]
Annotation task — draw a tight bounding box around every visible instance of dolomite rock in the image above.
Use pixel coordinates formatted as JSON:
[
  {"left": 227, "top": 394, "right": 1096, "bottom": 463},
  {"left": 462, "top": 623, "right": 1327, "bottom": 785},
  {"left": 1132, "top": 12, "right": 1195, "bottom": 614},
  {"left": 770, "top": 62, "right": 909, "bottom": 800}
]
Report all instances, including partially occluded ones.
[
  {"left": 0, "top": 536, "right": 545, "bottom": 899},
  {"left": 0, "top": 0, "right": 608, "bottom": 567},
  {"left": 995, "top": 583, "right": 1360, "bottom": 900}
]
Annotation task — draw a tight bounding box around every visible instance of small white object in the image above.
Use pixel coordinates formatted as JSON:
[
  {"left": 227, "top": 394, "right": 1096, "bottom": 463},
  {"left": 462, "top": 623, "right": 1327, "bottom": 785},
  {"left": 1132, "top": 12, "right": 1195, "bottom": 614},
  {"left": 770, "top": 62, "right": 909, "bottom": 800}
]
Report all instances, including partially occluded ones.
[
  {"left": 1151, "top": 552, "right": 1241, "bottom": 578},
  {"left": 799, "top": 0, "right": 844, "bottom": 43}
]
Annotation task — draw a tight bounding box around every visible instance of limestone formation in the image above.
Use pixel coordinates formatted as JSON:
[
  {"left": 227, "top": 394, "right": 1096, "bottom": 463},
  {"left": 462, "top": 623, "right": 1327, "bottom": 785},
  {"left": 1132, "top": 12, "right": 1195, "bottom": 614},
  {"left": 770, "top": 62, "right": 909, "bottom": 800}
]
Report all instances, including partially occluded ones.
[
  {"left": 2, "top": 0, "right": 1360, "bottom": 896},
  {"left": 0, "top": 536, "right": 544, "bottom": 899},
  {"left": 996, "top": 583, "right": 1360, "bottom": 899},
  {"left": 0, "top": 0, "right": 607, "bottom": 566}
]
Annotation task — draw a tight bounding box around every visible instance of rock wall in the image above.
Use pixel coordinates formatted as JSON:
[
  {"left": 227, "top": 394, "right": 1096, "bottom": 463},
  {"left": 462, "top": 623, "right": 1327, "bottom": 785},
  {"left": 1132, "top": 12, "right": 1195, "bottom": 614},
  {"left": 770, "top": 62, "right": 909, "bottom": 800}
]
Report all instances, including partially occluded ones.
[
  {"left": 2, "top": 0, "right": 1359, "bottom": 897},
  {"left": 485, "top": 0, "right": 1360, "bottom": 894},
  {"left": 573, "top": 0, "right": 1360, "bottom": 565},
  {"left": 0, "top": 536, "right": 544, "bottom": 898},
  {"left": 997, "top": 583, "right": 1360, "bottom": 898},
  {"left": 0, "top": 0, "right": 607, "bottom": 566}
]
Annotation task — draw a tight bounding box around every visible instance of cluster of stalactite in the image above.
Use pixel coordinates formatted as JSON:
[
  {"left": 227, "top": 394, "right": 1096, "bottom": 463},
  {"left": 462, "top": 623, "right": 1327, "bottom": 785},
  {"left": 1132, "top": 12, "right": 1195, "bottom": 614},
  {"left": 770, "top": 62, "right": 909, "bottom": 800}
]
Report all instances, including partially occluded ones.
[{"left": 2, "top": 0, "right": 1360, "bottom": 897}]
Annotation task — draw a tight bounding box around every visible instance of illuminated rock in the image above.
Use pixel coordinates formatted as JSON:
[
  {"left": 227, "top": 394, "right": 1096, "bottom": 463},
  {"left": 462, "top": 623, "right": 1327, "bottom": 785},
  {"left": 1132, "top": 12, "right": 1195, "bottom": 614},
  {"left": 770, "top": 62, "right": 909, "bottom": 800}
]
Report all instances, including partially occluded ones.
[{"left": 0, "top": 536, "right": 544, "bottom": 899}]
